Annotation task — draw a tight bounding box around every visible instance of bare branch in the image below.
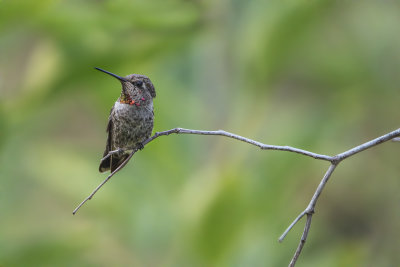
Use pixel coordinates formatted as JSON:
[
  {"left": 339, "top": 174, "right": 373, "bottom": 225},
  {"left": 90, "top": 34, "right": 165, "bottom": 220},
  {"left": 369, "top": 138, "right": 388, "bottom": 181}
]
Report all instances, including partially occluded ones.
[
  {"left": 306, "top": 164, "right": 337, "bottom": 211},
  {"left": 289, "top": 214, "right": 313, "bottom": 267},
  {"left": 72, "top": 148, "right": 139, "bottom": 215},
  {"left": 148, "top": 128, "right": 333, "bottom": 161},
  {"left": 282, "top": 164, "right": 336, "bottom": 266},
  {"left": 73, "top": 127, "right": 400, "bottom": 266},
  {"left": 335, "top": 128, "right": 400, "bottom": 160}
]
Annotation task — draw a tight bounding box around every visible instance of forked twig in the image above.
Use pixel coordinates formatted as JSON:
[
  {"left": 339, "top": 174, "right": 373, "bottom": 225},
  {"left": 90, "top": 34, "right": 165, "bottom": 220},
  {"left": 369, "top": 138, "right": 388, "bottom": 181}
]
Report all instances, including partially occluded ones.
[
  {"left": 73, "top": 127, "right": 400, "bottom": 266},
  {"left": 279, "top": 128, "right": 400, "bottom": 266}
]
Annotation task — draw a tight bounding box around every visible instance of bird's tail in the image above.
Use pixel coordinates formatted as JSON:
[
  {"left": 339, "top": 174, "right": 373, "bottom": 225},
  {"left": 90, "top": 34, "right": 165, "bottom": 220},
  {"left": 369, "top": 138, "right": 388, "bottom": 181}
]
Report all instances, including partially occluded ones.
[{"left": 99, "top": 154, "right": 129, "bottom": 173}]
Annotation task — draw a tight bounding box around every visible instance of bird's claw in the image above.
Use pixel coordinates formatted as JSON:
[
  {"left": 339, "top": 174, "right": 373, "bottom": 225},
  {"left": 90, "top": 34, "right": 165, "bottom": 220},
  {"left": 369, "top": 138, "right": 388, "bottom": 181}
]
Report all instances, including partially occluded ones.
[{"left": 137, "top": 143, "right": 145, "bottom": 150}]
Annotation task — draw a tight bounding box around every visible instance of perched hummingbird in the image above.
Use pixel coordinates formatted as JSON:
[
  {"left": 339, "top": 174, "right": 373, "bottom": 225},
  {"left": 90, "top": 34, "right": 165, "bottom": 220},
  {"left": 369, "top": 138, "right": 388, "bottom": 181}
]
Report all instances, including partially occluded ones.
[{"left": 95, "top": 67, "right": 156, "bottom": 173}]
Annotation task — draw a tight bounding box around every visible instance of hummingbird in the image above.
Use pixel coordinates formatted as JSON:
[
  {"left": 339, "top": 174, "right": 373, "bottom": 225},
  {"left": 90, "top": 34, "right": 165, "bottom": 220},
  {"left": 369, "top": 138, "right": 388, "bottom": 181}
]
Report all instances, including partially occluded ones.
[{"left": 95, "top": 67, "right": 156, "bottom": 173}]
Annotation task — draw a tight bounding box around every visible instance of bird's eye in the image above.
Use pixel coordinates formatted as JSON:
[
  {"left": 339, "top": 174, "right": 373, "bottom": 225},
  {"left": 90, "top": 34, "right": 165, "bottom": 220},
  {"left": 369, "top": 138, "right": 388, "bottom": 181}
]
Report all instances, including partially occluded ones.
[{"left": 134, "top": 81, "right": 143, "bottom": 87}]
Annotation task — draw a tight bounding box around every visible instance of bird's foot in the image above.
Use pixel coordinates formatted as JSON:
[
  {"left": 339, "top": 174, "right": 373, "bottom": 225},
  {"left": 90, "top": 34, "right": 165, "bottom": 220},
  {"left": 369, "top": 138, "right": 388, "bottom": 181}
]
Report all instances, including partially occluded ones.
[{"left": 137, "top": 143, "right": 145, "bottom": 150}]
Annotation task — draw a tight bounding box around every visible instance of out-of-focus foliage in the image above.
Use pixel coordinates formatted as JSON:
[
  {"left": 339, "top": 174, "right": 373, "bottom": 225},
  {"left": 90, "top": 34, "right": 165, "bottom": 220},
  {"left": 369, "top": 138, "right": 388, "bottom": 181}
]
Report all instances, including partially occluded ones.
[{"left": 1, "top": 0, "right": 400, "bottom": 266}]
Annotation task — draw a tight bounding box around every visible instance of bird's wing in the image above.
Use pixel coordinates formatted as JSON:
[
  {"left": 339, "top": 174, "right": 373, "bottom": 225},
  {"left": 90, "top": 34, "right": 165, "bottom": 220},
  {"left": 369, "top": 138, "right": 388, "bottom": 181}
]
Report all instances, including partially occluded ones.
[
  {"left": 104, "top": 107, "right": 114, "bottom": 157},
  {"left": 99, "top": 106, "right": 114, "bottom": 172}
]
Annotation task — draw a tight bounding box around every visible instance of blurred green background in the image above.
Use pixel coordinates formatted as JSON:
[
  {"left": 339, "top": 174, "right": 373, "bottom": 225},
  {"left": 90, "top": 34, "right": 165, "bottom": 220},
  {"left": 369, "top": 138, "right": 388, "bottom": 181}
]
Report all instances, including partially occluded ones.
[{"left": 1, "top": 0, "right": 400, "bottom": 266}]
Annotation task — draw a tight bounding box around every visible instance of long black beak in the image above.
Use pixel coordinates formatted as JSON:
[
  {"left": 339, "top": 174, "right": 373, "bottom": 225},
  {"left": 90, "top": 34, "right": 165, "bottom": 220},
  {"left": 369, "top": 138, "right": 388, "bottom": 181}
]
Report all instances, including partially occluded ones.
[{"left": 95, "top": 67, "right": 128, "bottom": 82}]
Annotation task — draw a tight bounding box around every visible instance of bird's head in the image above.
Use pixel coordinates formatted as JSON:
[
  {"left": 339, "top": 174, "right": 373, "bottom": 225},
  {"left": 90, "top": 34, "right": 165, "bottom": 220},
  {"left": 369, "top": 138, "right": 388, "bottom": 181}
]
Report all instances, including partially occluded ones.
[{"left": 95, "top": 67, "right": 156, "bottom": 105}]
